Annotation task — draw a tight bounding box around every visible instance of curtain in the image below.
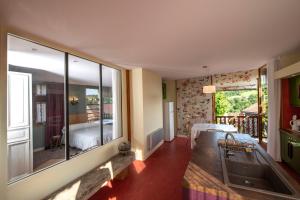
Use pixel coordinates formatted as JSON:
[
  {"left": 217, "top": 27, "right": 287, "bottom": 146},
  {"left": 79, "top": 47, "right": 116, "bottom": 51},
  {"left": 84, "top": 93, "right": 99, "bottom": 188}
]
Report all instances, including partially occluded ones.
[
  {"left": 267, "top": 60, "right": 281, "bottom": 161},
  {"left": 45, "top": 83, "right": 65, "bottom": 148}
]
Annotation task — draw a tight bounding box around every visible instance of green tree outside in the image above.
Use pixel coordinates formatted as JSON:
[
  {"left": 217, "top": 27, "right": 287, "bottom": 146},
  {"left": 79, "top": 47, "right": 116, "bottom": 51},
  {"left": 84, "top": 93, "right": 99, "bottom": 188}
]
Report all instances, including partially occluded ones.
[{"left": 215, "top": 90, "right": 258, "bottom": 116}]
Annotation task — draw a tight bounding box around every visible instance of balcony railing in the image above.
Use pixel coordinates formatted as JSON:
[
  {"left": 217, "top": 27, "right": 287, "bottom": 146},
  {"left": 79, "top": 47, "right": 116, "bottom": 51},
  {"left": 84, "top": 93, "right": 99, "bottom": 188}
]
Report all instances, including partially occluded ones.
[{"left": 215, "top": 115, "right": 259, "bottom": 137}]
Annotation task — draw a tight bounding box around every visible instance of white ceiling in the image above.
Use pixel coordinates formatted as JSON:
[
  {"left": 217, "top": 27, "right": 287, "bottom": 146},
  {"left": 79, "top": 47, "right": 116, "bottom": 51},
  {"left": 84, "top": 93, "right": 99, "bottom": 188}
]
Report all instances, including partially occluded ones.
[
  {"left": 8, "top": 35, "right": 115, "bottom": 86},
  {"left": 2, "top": 0, "right": 300, "bottom": 79}
]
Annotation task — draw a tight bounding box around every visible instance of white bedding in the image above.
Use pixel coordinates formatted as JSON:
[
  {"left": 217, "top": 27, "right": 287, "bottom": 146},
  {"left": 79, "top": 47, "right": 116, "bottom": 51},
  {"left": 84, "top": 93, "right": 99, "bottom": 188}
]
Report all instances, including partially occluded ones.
[
  {"left": 191, "top": 123, "right": 237, "bottom": 149},
  {"left": 62, "top": 120, "right": 113, "bottom": 150},
  {"left": 69, "top": 124, "right": 100, "bottom": 150}
]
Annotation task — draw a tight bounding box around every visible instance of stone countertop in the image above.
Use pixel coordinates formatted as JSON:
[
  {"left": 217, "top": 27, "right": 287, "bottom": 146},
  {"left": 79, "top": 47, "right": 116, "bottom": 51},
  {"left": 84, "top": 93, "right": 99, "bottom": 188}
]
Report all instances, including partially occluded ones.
[{"left": 183, "top": 132, "right": 300, "bottom": 200}]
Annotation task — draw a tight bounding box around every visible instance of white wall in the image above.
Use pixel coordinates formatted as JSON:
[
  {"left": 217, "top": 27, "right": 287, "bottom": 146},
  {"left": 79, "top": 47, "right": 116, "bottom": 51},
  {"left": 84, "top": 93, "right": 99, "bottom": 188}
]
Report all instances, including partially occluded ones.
[
  {"left": 7, "top": 138, "right": 127, "bottom": 200},
  {"left": 0, "top": 26, "right": 8, "bottom": 200},
  {"left": 142, "top": 70, "right": 163, "bottom": 139},
  {"left": 130, "top": 68, "right": 163, "bottom": 160},
  {"left": 0, "top": 29, "right": 129, "bottom": 200},
  {"left": 277, "top": 47, "right": 300, "bottom": 70},
  {"left": 130, "top": 68, "right": 145, "bottom": 160}
]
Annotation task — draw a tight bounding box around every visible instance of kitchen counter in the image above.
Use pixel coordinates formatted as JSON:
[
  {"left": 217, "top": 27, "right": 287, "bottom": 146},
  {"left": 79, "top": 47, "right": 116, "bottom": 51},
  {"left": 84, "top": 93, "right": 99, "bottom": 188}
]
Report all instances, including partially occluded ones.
[
  {"left": 280, "top": 128, "right": 300, "bottom": 138},
  {"left": 182, "top": 132, "right": 300, "bottom": 200}
]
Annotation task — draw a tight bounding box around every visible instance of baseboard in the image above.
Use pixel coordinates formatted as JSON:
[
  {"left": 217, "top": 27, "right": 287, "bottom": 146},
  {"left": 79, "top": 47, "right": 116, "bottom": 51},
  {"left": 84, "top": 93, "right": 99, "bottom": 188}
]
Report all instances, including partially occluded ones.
[
  {"left": 143, "top": 140, "right": 164, "bottom": 161},
  {"left": 176, "top": 134, "right": 188, "bottom": 138},
  {"left": 164, "top": 137, "right": 175, "bottom": 142},
  {"left": 33, "top": 147, "right": 45, "bottom": 152}
]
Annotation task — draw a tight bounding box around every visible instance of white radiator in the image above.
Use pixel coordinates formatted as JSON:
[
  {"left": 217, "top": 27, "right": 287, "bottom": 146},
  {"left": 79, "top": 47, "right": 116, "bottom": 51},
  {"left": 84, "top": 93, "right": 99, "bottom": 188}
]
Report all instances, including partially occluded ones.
[{"left": 147, "top": 128, "right": 164, "bottom": 151}]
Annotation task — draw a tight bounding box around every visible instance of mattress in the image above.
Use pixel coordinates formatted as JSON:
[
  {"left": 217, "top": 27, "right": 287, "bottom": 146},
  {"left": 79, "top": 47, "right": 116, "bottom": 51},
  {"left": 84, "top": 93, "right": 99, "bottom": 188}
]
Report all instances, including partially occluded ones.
[
  {"left": 62, "top": 120, "right": 113, "bottom": 150},
  {"left": 69, "top": 124, "right": 100, "bottom": 150}
]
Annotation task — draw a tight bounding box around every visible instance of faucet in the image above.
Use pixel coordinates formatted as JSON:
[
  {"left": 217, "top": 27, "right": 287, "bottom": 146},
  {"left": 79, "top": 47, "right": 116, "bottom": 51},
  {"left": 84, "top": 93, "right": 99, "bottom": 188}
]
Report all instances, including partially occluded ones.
[{"left": 224, "top": 132, "right": 237, "bottom": 158}]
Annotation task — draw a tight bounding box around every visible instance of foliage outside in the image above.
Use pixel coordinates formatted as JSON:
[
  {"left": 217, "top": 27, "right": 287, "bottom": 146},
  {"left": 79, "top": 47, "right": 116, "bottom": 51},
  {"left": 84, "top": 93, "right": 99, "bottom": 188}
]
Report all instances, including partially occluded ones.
[{"left": 215, "top": 90, "right": 258, "bottom": 116}]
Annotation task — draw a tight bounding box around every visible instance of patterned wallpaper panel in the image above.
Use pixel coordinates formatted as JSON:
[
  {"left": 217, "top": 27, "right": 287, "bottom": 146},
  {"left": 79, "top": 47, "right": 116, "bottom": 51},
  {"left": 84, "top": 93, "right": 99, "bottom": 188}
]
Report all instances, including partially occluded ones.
[
  {"left": 213, "top": 69, "right": 258, "bottom": 90},
  {"left": 176, "top": 69, "right": 258, "bottom": 136},
  {"left": 176, "top": 76, "right": 213, "bottom": 135}
]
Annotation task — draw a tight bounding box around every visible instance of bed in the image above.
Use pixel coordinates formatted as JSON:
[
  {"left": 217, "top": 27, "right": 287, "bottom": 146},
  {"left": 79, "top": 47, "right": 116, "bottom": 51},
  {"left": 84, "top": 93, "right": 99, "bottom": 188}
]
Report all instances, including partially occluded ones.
[{"left": 62, "top": 120, "right": 113, "bottom": 150}]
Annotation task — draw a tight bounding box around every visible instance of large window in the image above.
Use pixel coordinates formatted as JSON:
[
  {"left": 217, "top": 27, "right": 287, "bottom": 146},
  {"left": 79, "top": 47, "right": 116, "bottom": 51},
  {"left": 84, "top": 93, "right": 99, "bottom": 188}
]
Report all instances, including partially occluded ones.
[
  {"left": 68, "top": 55, "right": 101, "bottom": 157},
  {"left": 6, "top": 35, "right": 122, "bottom": 182},
  {"left": 102, "top": 66, "right": 122, "bottom": 144},
  {"left": 7, "top": 35, "right": 66, "bottom": 182}
]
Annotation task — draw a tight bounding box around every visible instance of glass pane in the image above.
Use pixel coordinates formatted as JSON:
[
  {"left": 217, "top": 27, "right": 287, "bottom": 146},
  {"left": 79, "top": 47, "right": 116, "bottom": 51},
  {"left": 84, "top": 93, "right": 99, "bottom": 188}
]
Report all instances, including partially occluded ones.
[
  {"left": 260, "top": 67, "right": 268, "bottom": 140},
  {"left": 68, "top": 55, "right": 101, "bottom": 156},
  {"left": 102, "top": 66, "right": 122, "bottom": 144},
  {"left": 215, "top": 90, "right": 258, "bottom": 136},
  {"left": 7, "top": 35, "right": 65, "bottom": 182}
]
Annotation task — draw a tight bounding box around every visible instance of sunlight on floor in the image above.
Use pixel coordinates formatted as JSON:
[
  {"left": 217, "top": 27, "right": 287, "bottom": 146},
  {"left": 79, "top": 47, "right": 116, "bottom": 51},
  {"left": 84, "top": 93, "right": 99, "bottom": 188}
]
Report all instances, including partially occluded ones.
[{"left": 133, "top": 160, "right": 146, "bottom": 174}]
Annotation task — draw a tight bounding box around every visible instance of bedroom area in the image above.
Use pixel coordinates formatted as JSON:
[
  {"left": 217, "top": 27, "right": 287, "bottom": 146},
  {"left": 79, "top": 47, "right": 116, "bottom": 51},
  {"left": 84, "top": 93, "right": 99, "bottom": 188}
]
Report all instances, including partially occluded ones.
[{"left": 7, "top": 35, "right": 122, "bottom": 182}]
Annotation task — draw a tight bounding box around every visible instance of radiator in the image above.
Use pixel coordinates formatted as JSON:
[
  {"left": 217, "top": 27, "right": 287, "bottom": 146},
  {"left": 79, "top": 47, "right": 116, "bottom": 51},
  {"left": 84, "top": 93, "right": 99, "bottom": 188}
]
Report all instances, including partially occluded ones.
[{"left": 147, "top": 128, "right": 164, "bottom": 151}]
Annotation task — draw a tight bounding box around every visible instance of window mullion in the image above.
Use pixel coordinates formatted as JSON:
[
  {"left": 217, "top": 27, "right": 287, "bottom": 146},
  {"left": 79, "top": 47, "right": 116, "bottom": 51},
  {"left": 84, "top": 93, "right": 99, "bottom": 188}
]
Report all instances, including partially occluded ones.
[
  {"left": 99, "top": 64, "right": 103, "bottom": 145},
  {"left": 65, "top": 52, "right": 70, "bottom": 160}
]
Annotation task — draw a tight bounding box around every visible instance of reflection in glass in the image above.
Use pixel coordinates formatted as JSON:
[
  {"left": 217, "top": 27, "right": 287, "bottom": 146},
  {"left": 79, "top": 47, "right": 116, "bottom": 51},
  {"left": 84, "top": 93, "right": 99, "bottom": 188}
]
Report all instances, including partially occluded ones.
[
  {"left": 102, "top": 66, "right": 122, "bottom": 144},
  {"left": 68, "top": 55, "right": 101, "bottom": 157},
  {"left": 6, "top": 35, "right": 123, "bottom": 182},
  {"left": 7, "top": 35, "right": 65, "bottom": 182}
]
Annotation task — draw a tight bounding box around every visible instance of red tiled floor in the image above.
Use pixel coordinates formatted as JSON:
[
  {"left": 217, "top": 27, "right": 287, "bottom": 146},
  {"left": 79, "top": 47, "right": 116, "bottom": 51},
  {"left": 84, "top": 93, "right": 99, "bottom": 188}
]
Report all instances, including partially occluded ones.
[{"left": 89, "top": 137, "right": 191, "bottom": 200}]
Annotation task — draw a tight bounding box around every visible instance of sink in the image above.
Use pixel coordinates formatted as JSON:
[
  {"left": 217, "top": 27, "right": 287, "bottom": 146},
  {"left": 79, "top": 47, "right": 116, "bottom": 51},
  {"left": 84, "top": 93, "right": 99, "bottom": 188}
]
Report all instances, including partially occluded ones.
[{"left": 219, "top": 146, "right": 299, "bottom": 199}]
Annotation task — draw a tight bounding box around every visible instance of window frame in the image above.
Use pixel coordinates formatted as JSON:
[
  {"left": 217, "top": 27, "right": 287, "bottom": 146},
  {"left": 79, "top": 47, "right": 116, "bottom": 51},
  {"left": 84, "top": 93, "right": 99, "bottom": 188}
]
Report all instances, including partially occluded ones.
[{"left": 6, "top": 33, "right": 123, "bottom": 184}]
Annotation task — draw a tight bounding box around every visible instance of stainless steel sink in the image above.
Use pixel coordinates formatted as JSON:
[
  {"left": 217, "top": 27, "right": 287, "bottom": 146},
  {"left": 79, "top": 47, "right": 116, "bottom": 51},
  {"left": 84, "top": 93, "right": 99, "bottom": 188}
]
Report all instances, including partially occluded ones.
[{"left": 219, "top": 146, "right": 299, "bottom": 199}]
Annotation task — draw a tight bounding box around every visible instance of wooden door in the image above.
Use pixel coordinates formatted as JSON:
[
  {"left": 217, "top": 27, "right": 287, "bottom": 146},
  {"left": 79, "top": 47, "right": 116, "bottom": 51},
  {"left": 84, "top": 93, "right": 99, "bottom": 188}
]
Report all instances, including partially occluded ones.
[{"left": 7, "top": 72, "right": 33, "bottom": 181}]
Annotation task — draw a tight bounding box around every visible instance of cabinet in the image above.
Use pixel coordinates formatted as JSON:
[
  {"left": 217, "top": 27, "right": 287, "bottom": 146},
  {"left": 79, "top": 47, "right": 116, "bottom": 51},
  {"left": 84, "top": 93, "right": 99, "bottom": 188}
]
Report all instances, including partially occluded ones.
[
  {"left": 7, "top": 72, "right": 33, "bottom": 181},
  {"left": 280, "top": 129, "right": 300, "bottom": 174}
]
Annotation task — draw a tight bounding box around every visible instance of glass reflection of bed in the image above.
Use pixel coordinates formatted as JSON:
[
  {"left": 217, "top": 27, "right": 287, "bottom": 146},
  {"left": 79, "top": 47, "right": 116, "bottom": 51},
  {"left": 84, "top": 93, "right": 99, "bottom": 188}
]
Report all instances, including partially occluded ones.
[{"left": 62, "top": 119, "right": 113, "bottom": 150}]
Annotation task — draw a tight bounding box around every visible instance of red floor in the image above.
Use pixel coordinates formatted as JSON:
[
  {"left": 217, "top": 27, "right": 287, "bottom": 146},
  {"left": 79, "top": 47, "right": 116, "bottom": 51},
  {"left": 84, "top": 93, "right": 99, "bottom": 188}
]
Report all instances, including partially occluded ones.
[{"left": 90, "top": 137, "right": 191, "bottom": 200}]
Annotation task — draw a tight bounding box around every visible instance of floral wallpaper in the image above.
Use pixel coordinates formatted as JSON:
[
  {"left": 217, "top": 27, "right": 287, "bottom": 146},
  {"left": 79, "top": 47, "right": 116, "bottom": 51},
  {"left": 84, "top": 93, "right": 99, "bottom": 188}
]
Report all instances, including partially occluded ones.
[
  {"left": 176, "top": 69, "right": 258, "bottom": 136},
  {"left": 176, "top": 76, "right": 213, "bottom": 135},
  {"left": 213, "top": 69, "right": 258, "bottom": 90}
]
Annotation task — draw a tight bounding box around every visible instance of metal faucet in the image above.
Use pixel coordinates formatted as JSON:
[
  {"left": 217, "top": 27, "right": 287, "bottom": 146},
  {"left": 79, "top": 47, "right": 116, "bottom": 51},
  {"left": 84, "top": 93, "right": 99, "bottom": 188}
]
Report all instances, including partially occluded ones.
[{"left": 224, "top": 132, "right": 237, "bottom": 158}]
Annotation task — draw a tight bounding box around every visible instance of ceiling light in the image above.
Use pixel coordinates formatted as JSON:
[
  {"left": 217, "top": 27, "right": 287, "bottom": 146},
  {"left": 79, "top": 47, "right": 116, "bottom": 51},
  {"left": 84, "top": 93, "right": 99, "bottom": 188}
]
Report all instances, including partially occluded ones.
[
  {"left": 73, "top": 60, "right": 79, "bottom": 63},
  {"left": 202, "top": 66, "right": 216, "bottom": 94},
  {"left": 31, "top": 48, "right": 38, "bottom": 51},
  {"left": 203, "top": 85, "right": 216, "bottom": 94}
]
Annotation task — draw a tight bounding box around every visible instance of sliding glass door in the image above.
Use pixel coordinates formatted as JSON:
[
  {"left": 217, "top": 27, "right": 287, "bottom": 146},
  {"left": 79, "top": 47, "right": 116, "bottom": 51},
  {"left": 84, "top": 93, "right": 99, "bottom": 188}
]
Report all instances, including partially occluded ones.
[{"left": 258, "top": 66, "right": 268, "bottom": 143}]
